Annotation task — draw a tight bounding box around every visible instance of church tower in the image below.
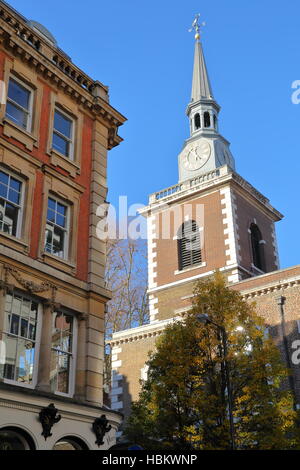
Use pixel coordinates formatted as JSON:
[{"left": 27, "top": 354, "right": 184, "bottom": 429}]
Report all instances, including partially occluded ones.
[
  {"left": 110, "top": 18, "right": 284, "bottom": 420},
  {"left": 138, "top": 20, "right": 282, "bottom": 323}
]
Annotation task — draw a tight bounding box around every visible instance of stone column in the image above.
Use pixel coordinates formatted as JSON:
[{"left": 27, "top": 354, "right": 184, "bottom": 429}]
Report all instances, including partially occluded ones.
[
  {"left": 209, "top": 110, "right": 214, "bottom": 128},
  {"left": 85, "top": 296, "right": 105, "bottom": 406},
  {"left": 74, "top": 314, "right": 87, "bottom": 400},
  {"left": 0, "top": 283, "right": 7, "bottom": 382},
  {"left": 0, "top": 284, "right": 6, "bottom": 335},
  {"left": 36, "top": 301, "right": 54, "bottom": 392},
  {"left": 200, "top": 111, "right": 204, "bottom": 129}
]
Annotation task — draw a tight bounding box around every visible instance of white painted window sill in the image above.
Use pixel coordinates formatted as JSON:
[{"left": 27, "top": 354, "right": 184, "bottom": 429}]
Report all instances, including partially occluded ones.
[
  {"left": 3, "top": 379, "right": 35, "bottom": 390},
  {"left": 174, "top": 262, "right": 206, "bottom": 275},
  {"left": 54, "top": 390, "right": 74, "bottom": 399}
]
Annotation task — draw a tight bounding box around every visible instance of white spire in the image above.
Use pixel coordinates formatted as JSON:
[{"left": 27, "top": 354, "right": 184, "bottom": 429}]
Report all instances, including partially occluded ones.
[
  {"left": 191, "top": 40, "right": 214, "bottom": 102},
  {"left": 178, "top": 18, "right": 235, "bottom": 183}
]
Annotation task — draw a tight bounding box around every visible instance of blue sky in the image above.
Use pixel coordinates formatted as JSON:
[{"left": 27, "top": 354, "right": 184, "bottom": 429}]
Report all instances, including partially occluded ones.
[{"left": 8, "top": 0, "right": 300, "bottom": 269}]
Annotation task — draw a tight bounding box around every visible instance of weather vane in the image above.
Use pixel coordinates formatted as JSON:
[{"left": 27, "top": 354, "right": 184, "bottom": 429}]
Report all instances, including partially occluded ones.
[{"left": 188, "top": 13, "right": 205, "bottom": 41}]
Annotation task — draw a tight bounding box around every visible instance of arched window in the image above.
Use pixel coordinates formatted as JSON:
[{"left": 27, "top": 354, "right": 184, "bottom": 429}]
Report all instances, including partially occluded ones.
[
  {"left": 250, "top": 223, "right": 265, "bottom": 272},
  {"left": 0, "top": 427, "right": 35, "bottom": 450},
  {"left": 204, "top": 111, "right": 210, "bottom": 128},
  {"left": 53, "top": 436, "right": 89, "bottom": 450},
  {"left": 194, "top": 113, "right": 201, "bottom": 130},
  {"left": 178, "top": 220, "right": 202, "bottom": 270},
  {"left": 213, "top": 114, "right": 217, "bottom": 130}
]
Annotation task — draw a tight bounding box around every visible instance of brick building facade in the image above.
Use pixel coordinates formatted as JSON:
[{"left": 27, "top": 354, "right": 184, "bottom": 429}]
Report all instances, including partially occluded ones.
[
  {"left": 109, "top": 23, "right": 300, "bottom": 425},
  {"left": 0, "top": 1, "right": 126, "bottom": 450}
]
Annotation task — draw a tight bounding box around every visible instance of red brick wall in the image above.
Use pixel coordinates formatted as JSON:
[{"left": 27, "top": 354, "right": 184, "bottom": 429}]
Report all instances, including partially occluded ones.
[
  {"left": 0, "top": 51, "right": 94, "bottom": 282},
  {"left": 234, "top": 190, "right": 278, "bottom": 273},
  {"left": 155, "top": 191, "right": 227, "bottom": 287}
]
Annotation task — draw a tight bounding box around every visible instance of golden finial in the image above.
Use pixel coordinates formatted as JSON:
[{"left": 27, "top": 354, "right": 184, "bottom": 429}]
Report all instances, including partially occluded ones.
[{"left": 188, "top": 13, "right": 206, "bottom": 41}]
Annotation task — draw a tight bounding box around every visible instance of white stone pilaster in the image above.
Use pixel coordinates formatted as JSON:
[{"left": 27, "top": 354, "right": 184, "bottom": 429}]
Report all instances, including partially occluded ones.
[{"left": 220, "top": 187, "right": 242, "bottom": 283}]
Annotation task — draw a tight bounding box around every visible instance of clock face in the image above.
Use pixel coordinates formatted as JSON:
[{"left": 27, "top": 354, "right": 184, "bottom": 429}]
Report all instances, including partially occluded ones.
[{"left": 182, "top": 140, "right": 211, "bottom": 171}]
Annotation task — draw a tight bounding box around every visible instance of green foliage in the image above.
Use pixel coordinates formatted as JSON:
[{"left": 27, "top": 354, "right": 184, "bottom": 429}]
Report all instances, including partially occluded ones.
[{"left": 124, "top": 272, "right": 300, "bottom": 450}]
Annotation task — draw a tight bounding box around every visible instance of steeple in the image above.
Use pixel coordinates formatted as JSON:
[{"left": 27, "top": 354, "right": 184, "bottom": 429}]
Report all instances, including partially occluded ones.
[
  {"left": 191, "top": 40, "right": 214, "bottom": 102},
  {"left": 186, "top": 19, "right": 220, "bottom": 138},
  {"left": 178, "top": 15, "right": 235, "bottom": 183}
]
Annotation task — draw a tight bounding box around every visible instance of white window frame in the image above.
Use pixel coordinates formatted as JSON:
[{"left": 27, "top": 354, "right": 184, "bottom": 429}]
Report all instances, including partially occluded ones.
[
  {"left": 44, "top": 195, "right": 70, "bottom": 260},
  {"left": 50, "top": 310, "right": 78, "bottom": 398},
  {"left": 52, "top": 107, "right": 75, "bottom": 160},
  {"left": 2, "top": 292, "right": 43, "bottom": 390},
  {"left": 0, "top": 167, "right": 25, "bottom": 239},
  {"left": 5, "top": 75, "right": 33, "bottom": 133}
]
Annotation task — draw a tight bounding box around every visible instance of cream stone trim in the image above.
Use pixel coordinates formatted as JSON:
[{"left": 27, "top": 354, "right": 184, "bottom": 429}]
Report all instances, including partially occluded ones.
[
  {"left": 110, "top": 347, "right": 123, "bottom": 411},
  {"left": 47, "top": 91, "right": 83, "bottom": 177},
  {"left": 220, "top": 186, "right": 242, "bottom": 271},
  {"left": 240, "top": 274, "right": 300, "bottom": 299},
  {"left": 38, "top": 172, "right": 80, "bottom": 274},
  {"left": 0, "top": 6, "right": 126, "bottom": 150},
  {"left": 148, "top": 264, "right": 243, "bottom": 294},
  {"left": 141, "top": 364, "right": 149, "bottom": 382},
  {"left": 271, "top": 222, "right": 280, "bottom": 269},
  {"left": 0, "top": 137, "right": 42, "bottom": 169},
  {"left": 42, "top": 165, "right": 84, "bottom": 194},
  {"left": 147, "top": 215, "right": 158, "bottom": 293},
  {"left": 0, "top": 146, "right": 36, "bottom": 254},
  {"left": 142, "top": 166, "right": 282, "bottom": 222},
  {"left": 109, "top": 317, "right": 181, "bottom": 347},
  {"left": 227, "top": 269, "right": 240, "bottom": 284},
  {"left": 88, "top": 121, "right": 109, "bottom": 291},
  {"left": 174, "top": 261, "right": 207, "bottom": 275},
  {"left": 174, "top": 306, "right": 192, "bottom": 315},
  {"left": 0, "top": 57, "right": 43, "bottom": 150},
  {"left": 148, "top": 293, "right": 158, "bottom": 323},
  {"left": 0, "top": 390, "right": 123, "bottom": 423}
]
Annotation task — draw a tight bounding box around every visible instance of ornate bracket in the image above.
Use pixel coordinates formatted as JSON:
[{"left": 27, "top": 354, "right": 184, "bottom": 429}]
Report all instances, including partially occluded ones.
[
  {"left": 92, "top": 414, "right": 112, "bottom": 447},
  {"left": 4, "top": 265, "right": 53, "bottom": 293},
  {"left": 78, "top": 313, "right": 88, "bottom": 322},
  {"left": 39, "top": 403, "right": 61, "bottom": 440},
  {"left": 2, "top": 265, "right": 57, "bottom": 303}
]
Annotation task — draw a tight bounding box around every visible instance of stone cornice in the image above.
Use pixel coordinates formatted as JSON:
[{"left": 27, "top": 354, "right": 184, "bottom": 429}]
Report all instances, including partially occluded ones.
[
  {"left": 108, "top": 317, "right": 181, "bottom": 347},
  {"left": 0, "top": 2, "right": 126, "bottom": 149},
  {"left": 41, "top": 164, "right": 85, "bottom": 194},
  {"left": 140, "top": 165, "right": 282, "bottom": 222},
  {"left": 0, "top": 251, "right": 111, "bottom": 301},
  {"left": 108, "top": 271, "right": 300, "bottom": 346},
  {"left": 0, "top": 384, "right": 123, "bottom": 423},
  {"left": 239, "top": 274, "right": 300, "bottom": 299}
]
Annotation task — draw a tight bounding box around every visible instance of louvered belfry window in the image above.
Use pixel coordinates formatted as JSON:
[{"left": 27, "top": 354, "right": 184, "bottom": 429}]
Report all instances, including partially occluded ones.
[
  {"left": 250, "top": 223, "right": 265, "bottom": 272},
  {"left": 178, "top": 220, "right": 202, "bottom": 270}
]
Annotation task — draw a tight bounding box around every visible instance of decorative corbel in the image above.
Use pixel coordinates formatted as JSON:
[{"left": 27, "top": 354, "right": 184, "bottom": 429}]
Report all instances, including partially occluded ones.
[
  {"left": 4, "top": 264, "right": 55, "bottom": 294},
  {"left": 44, "top": 299, "right": 61, "bottom": 313},
  {"left": 78, "top": 312, "right": 88, "bottom": 322},
  {"left": 92, "top": 414, "right": 112, "bottom": 447},
  {"left": 0, "top": 265, "right": 14, "bottom": 295},
  {"left": 39, "top": 403, "right": 61, "bottom": 440}
]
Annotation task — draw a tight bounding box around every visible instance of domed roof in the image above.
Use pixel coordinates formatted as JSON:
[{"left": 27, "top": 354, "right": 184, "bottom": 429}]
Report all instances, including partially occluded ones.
[{"left": 27, "top": 20, "right": 57, "bottom": 46}]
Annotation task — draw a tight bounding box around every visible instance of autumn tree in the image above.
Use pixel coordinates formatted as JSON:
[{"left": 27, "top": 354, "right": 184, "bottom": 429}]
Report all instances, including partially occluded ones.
[
  {"left": 105, "top": 238, "right": 149, "bottom": 339},
  {"left": 104, "top": 238, "right": 149, "bottom": 396},
  {"left": 124, "top": 272, "right": 299, "bottom": 450}
]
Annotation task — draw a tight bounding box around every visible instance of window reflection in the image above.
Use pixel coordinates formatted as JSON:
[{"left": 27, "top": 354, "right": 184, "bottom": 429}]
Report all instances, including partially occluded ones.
[
  {"left": 0, "top": 170, "right": 22, "bottom": 237},
  {"left": 50, "top": 312, "right": 74, "bottom": 394},
  {"left": 0, "top": 293, "right": 38, "bottom": 384}
]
